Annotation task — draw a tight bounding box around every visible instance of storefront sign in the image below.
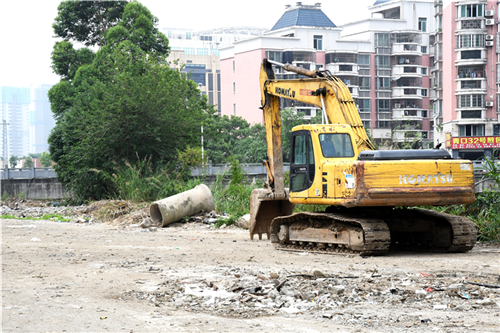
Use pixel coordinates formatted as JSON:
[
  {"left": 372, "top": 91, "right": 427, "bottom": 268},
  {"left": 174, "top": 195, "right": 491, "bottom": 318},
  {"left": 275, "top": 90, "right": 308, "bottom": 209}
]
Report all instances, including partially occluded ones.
[{"left": 450, "top": 136, "right": 500, "bottom": 149}]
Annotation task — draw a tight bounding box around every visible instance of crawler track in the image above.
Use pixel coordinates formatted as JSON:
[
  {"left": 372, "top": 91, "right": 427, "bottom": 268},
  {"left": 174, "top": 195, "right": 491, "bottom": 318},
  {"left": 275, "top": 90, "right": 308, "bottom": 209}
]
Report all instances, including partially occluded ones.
[{"left": 269, "top": 209, "right": 477, "bottom": 256}]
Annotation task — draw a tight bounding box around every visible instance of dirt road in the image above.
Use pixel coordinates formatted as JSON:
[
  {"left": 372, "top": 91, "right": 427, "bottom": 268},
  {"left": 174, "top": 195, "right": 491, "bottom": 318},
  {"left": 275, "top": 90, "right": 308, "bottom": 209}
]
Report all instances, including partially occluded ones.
[{"left": 2, "top": 218, "right": 499, "bottom": 332}]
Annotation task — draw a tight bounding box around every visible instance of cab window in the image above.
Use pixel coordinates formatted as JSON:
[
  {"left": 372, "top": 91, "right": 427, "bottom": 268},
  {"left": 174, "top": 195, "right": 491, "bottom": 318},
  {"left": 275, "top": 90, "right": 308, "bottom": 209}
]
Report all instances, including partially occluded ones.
[{"left": 319, "top": 133, "right": 354, "bottom": 158}]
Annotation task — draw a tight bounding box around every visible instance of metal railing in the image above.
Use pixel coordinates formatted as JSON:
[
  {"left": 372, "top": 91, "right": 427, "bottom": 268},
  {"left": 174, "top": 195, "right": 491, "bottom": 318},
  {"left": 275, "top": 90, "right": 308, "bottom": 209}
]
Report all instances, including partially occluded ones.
[{"left": 1, "top": 166, "right": 57, "bottom": 179}]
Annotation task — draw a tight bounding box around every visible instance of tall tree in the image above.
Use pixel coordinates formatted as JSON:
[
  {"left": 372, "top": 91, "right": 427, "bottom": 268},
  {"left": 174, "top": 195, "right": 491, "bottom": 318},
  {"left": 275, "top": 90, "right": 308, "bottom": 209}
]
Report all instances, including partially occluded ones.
[
  {"left": 39, "top": 152, "right": 52, "bottom": 167},
  {"left": 9, "top": 156, "right": 19, "bottom": 168},
  {"left": 53, "top": 1, "right": 127, "bottom": 47},
  {"left": 48, "top": 2, "right": 207, "bottom": 201},
  {"left": 23, "top": 157, "right": 34, "bottom": 168}
]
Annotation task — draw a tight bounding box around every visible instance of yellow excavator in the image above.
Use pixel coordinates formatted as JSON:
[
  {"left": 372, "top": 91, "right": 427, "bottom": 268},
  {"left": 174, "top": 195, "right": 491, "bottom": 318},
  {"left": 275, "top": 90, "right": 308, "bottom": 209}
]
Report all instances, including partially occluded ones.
[{"left": 249, "top": 58, "right": 477, "bottom": 255}]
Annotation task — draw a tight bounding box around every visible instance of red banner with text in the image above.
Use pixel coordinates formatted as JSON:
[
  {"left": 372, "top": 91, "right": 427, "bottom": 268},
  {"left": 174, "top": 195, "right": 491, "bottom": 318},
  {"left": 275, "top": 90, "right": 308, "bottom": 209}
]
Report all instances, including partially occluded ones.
[{"left": 450, "top": 136, "right": 500, "bottom": 149}]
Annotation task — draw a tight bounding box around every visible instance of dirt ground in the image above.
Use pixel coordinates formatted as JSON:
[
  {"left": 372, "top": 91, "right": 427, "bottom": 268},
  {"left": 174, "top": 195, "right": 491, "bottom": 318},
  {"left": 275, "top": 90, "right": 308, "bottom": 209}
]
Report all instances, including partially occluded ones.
[{"left": 2, "top": 218, "right": 499, "bottom": 333}]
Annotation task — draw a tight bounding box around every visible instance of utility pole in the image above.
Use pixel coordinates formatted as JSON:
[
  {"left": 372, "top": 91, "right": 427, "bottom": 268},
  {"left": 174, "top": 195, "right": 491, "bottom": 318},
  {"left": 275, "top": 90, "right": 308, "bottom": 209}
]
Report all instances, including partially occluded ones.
[{"left": 2, "top": 120, "right": 8, "bottom": 167}]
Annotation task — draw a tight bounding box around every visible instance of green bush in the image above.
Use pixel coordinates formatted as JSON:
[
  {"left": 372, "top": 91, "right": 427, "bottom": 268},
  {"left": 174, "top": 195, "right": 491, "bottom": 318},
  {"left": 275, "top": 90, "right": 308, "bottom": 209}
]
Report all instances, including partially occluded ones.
[{"left": 211, "top": 156, "right": 258, "bottom": 226}]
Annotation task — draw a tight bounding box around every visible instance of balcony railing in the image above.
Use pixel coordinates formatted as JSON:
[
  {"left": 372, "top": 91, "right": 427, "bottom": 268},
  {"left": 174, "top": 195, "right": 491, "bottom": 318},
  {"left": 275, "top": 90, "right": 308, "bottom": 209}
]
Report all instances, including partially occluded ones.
[{"left": 459, "top": 20, "right": 483, "bottom": 30}]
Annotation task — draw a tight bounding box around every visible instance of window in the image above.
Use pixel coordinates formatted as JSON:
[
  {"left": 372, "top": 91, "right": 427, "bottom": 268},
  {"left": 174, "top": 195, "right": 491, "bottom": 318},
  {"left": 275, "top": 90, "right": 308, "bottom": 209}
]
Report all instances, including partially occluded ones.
[
  {"left": 358, "top": 54, "right": 370, "bottom": 66},
  {"left": 319, "top": 133, "right": 354, "bottom": 158},
  {"left": 378, "top": 99, "right": 390, "bottom": 112},
  {"left": 422, "top": 110, "right": 428, "bottom": 118},
  {"left": 190, "top": 73, "right": 206, "bottom": 86},
  {"left": 375, "top": 55, "right": 390, "bottom": 69},
  {"left": 313, "top": 35, "right": 323, "bottom": 50},
  {"left": 375, "top": 33, "right": 390, "bottom": 47},
  {"left": 186, "top": 32, "right": 192, "bottom": 39},
  {"left": 358, "top": 99, "right": 371, "bottom": 112},
  {"left": 266, "top": 51, "right": 282, "bottom": 62},
  {"left": 377, "top": 121, "right": 392, "bottom": 128},
  {"left": 377, "top": 77, "right": 390, "bottom": 90},
  {"left": 461, "top": 50, "right": 481, "bottom": 60},
  {"left": 421, "top": 46, "right": 427, "bottom": 54},
  {"left": 461, "top": 80, "right": 481, "bottom": 89},
  {"left": 233, "top": 103, "right": 236, "bottom": 115},
  {"left": 359, "top": 69, "right": 370, "bottom": 76},
  {"left": 457, "top": 94, "right": 484, "bottom": 108},
  {"left": 232, "top": 60, "right": 235, "bottom": 73},
  {"left": 208, "top": 73, "right": 214, "bottom": 91},
  {"left": 457, "top": 35, "right": 485, "bottom": 48},
  {"left": 493, "top": 124, "right": 500, "bottom": 136},
  {"left": 290, "top": 133, "right": 315, "bottom": 192},
  {"left": 421, "top": 89, "right": 428, "bottom": 97},
  {"left": 421, "top": 67, "right": 428, "bottom": 75},
  {"left": 462, "top": 110, "right": 481, "bottom": 118},
  {"left": 360, "top": 77, "right": 371, "bottom": 90},
  {"left": 459, "top": 124, "right": 484, "bottom": 136},
  {"left": 418, "top": 18, "right": 427, "bottom": 32},
  {"left": 458, "top": 4, "right": 484, "bottom": 18},
  {"left": 232, "top": 82, "right": 235, "bottom": 94}
]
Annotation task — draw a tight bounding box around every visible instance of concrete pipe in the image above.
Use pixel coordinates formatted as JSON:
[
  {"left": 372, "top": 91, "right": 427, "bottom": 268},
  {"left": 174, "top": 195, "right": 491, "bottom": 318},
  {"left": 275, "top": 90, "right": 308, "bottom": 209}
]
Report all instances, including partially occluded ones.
[{"left": 150, "top": 184, "right": 215, "bottom": 227}]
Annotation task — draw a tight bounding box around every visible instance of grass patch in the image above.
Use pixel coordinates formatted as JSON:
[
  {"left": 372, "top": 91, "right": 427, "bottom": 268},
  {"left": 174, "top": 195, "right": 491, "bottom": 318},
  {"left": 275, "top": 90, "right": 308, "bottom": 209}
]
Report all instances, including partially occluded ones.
[{"left": 1, "top": 214, "right": 72, "bottom": 222}]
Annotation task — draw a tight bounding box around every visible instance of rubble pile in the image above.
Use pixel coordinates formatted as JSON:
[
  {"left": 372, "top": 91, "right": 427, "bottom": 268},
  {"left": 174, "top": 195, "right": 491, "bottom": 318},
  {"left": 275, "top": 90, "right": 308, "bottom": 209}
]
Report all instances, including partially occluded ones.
[
  {"left": 1, "top": 199, "right": 86, "bottom": 220},
  {"left": 124, "top": 266, "right": 500, "bottom": 330},
  {"left": 1, "top": 199, "right": 236, "bottom": 228}
]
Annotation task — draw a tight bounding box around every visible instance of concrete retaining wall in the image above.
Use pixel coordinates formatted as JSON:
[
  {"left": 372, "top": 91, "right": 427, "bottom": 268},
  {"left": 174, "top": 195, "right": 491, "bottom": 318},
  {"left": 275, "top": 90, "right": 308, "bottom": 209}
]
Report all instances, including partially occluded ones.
[
  {"left": 1, "top": 178, "right": 69, "bottom": 200},
  {"left": 1, "top": 174, "right": 496, "bottom": 201}
]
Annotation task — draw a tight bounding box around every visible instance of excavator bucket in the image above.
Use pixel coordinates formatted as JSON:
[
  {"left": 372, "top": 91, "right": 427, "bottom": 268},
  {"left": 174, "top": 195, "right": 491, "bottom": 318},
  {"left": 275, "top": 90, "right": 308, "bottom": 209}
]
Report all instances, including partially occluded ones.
[{"left": 249, "top": 188, "right": 295, "bottom": 241}]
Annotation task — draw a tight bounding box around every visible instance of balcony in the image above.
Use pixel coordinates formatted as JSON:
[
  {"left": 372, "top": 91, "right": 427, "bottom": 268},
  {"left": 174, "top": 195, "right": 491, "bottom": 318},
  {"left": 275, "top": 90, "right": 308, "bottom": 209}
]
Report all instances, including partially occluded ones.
[
  {"left": 348, "top": 86, "right": 359, "bottom": 98},
  {"left": 392, "top": 43, "right": 421, "bottom": 55},
  {"left": 455, "top": 49, "right": 487, "bottom": 65},
  {"left": 392, "top": 66, "right": 424, "bottom": 77},
  {"left": 282, "top": 50, "right": 316, "bottom": 63},
  {"left": 456, "top": 67, "right": 485, "bottom": 79},
  {"left": 456, "top": 79, "right": 486, "bottom": 91},
  {"left": 325, "top": 63, "right": 359, "bottom": 76},
  {"left": 392, "top": 130, "right": 428, "bottom": 142},
  {"left": 392, "top": 87, "right": 426, "bottom": 98},
  {"left": 392, "top": 109, "right": 428, "bottom": 120},
  {"left": 325, "top": 52, "right": 358, "bottom": 64}
]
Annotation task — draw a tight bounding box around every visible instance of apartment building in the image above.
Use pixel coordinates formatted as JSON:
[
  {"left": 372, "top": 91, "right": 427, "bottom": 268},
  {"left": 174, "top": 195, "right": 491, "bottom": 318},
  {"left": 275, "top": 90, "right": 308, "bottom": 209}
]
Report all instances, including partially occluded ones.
[
  {"left": 1, "top": 86, "right": 31, "bottom": 159},
  {"left": 30, "top": 84, "right": 54, "bottom": 154},
  {"left": 220, "top": 1, "right": 435, "bottom": 147},
  {"left": 433, "top": 0, "right": 499, "bottom": 160},
  {"left": 165, "top": 27, "right": 267, "bottom": 115}
]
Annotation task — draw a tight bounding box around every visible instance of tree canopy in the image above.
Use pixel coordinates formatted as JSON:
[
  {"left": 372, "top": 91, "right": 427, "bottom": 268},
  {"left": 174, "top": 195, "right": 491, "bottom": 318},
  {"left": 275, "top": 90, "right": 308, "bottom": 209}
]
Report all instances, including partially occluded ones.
[
  {"left": 48, "top": 1, "right": 210, "bottom": 201},
  {"left": 53, "top": 1, "right": 127, "bottom": 47}
]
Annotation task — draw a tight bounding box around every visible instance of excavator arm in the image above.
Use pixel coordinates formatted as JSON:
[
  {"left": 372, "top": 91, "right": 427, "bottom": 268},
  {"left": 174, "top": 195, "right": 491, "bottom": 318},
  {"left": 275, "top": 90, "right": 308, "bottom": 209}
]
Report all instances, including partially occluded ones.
[{"left": 259, "top": 59, "right": 375, "bottom": 193}]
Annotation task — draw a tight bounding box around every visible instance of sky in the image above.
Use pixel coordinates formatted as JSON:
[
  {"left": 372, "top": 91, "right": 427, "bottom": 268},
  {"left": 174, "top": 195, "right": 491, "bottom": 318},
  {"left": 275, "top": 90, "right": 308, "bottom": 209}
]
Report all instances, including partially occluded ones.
[{"left": 0, "top": 0, "right": 377, "bottom": 87}]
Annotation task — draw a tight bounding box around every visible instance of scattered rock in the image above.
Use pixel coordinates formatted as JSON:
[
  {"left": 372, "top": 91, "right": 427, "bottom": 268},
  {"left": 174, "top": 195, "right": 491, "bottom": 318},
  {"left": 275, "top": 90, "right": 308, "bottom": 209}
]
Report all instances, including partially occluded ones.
[
  {"left": 236, "top": 214, "right": 250, "bottom": 229},
  {"left": 140, "top": 218, "right": 153, "bottom": 228}
]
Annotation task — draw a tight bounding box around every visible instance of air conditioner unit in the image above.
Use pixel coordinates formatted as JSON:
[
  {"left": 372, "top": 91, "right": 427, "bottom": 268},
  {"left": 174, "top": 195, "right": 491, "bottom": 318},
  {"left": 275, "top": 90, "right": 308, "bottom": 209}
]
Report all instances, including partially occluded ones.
[
  {"left": 394, "top": 103, "right": 401, "bottom": 108},
  {"left": 485, "top": 9, "right": 495, "bottom": 17},
  {"left": 486, "top": 41, "right": 494, "bottom": 46},
  {"left": 485, "top": 101, "right": 494, "bottom": 107},
  {"left": 485, "top": 19, "right": 495, "bottom": 26},
  {"left": 486, "top": 34, "right": 494, "bottom": 41}
]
